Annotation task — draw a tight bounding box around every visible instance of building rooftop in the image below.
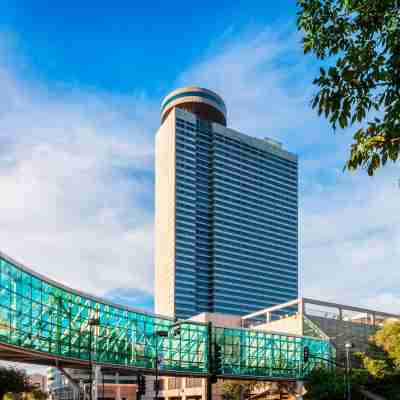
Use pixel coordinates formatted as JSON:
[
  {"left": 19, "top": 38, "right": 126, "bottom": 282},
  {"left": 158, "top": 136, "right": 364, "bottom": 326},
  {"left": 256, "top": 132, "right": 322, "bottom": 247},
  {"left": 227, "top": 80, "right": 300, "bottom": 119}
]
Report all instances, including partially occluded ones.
[{"left": 161, "top": 86, "right": 227, "bottom": 126}]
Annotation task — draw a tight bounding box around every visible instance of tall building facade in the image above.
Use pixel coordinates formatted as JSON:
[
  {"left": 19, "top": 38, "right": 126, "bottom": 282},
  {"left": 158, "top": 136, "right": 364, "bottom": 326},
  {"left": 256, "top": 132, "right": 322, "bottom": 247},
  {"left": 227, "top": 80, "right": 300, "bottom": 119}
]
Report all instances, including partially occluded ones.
[{"left": 155, "top": 87, "right": 298, "bottom": 319}]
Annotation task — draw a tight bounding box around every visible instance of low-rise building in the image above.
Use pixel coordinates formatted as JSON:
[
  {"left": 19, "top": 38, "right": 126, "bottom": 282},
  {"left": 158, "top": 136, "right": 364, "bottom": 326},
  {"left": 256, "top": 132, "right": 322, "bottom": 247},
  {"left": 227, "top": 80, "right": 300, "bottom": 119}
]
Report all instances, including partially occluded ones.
[
  {"left": 47, "top": 367, "right": 137, "bottom": 400},
  {"left": 242, "top": 297, "right": 400, "bottom": 363},
  {"left": 145, "top": 298, "right": 399, "bottom": 400},
  {"left": 29, "top": 373, "right": 47, "bottom": 392}
]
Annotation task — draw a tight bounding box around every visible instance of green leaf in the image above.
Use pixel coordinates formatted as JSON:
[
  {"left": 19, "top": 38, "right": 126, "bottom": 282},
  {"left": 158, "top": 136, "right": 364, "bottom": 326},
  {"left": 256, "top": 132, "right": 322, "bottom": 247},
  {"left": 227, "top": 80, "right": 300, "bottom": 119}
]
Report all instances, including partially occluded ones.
[
  {"left": 312, "top": 95, "right": 320, "bottom": 109},
  {"left": 339, "top": 113, "right": 347, "bottom": 129},
  {"left": 297, "top": 0, "right": 400, "bottom": 175},
  {"left": 342, "top": 69, "right": 355, "bottom": 81},
  {"left": 304, "top": 41, "right": 313, "bottom": 54},
  {"left": 328, "top": 67, "right": 338, "bottom": 78}
]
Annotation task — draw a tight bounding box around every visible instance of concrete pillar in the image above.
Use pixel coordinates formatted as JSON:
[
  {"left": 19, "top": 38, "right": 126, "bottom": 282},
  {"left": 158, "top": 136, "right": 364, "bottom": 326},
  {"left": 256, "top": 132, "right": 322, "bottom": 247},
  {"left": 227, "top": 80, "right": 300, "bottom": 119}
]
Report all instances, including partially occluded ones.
[
  {"left": 298, "top": 298, "right": 304, "bottom": 316},
  {"left": 115, "top": 372, "right": 121, "bottom": 400},
  {"left": 72, "top": 387, "right": 79, "bottom": 400},
  {"left": 294, "top": 381, "right": 306, "bottom": 400},
  {"left": 266, "top": 312, "right": 271, "bottom": 323},
  {"left": 92, "top": 365, "right": 101, "bottom": 400},
  {"left": 116, "top": 386, "right": 121, "bottom": 400}
]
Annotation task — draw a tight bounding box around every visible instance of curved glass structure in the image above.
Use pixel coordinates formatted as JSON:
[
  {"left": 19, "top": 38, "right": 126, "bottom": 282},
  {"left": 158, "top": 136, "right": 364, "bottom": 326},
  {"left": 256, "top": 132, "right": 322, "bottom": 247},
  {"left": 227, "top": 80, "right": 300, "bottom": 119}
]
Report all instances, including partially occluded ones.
[{"left": 0, "top": 252, "right": 331, "bottom": 379}]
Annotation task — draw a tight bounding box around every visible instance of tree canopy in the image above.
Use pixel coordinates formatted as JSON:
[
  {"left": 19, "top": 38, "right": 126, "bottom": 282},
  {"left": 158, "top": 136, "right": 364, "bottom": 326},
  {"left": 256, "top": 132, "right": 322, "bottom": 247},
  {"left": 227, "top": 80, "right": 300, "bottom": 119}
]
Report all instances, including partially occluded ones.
[
  {"left": 297, "top": 0, "right": 400, "bottom": 175},
  {"left": 0, "top": 366, "right": 30, "bottom": 400},
  {"left": 374, "top": 319, "right": 400, "bottom": 368},
  {"left": 304, "top": 368, "right": 365, "bottom": 400},
  {"left": 304, "top": 321, "right": 400, "bottom": 399},
  {"left": 356, "top": 320, "right": 400, "bottom": 398},
  {"left": 221, "top": 380, "right": 253, "bottom": 400}
]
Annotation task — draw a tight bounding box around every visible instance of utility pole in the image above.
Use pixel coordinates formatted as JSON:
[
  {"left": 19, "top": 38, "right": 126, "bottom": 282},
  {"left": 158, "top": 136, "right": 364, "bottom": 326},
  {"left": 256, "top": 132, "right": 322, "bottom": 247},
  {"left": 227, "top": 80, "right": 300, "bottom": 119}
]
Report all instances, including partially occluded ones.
[
  {"left": 154, "top": 330, "right": 168, "bottom": 400},
  {"left": 345, "top": 342, "right": 353, "bottom": 400}
]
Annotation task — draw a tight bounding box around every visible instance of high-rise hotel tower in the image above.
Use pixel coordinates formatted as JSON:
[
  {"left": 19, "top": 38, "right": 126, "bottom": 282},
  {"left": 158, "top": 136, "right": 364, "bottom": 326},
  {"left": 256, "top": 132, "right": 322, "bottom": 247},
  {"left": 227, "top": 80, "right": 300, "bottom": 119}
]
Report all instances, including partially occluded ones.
[{"left": 155, "top": 87, "right": 298, "bottom": 319}]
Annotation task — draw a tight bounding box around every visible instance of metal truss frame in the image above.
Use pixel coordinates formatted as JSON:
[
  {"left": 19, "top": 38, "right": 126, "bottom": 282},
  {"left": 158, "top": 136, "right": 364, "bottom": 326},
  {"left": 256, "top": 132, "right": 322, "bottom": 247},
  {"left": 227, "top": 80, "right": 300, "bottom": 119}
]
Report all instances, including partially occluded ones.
[{"left": 0, "top": 253, "right": 331, "bottom": 380}]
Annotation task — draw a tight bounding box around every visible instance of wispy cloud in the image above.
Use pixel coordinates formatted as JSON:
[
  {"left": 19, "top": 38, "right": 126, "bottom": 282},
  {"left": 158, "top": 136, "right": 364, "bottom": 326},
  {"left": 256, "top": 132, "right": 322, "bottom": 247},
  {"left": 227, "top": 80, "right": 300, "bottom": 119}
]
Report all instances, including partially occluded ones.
[
  {"left": 302, "top": 169, "right": 400, "bottom": 313},
  {"left": 1, "top": 21, "right": 399, "bottom": 324},
  {"left": 0, "top": 34, "right": 157, "bottom": 297},
  {"left": 180, "top": 26, "right": 400, "bottom": 313},
  {"left": 180, "top": 28, "right": 317, "bottom": 143}
]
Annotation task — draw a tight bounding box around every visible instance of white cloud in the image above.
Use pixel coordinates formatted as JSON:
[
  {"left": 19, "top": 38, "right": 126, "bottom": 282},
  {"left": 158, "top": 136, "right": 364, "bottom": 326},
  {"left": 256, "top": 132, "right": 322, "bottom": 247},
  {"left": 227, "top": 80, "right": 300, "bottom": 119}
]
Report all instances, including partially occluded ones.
[
  {"left": 179, "top": 28, "right": 320, "bottom": 146},
  {"left": 1, "top": 22, "right": 399, "bottom": 327},
  {"left": 302, "top": 169, "right": 400, "bottom": 312},
  {"left": 364, "top": 293, "right": 400, "bottom": 315},
  {"left": 179, "top": 26, "right": 400, "bottom": 314},
  {"left": 0, "top": 36, "right": 157, "bottom": 296}
]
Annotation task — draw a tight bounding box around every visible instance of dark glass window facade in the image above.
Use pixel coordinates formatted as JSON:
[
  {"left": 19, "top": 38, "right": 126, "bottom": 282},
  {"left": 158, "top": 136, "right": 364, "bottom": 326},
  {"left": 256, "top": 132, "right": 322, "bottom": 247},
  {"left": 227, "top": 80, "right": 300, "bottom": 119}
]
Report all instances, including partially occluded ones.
[{"left": 174, "top": 116, "right": 298, "bottom": 319}]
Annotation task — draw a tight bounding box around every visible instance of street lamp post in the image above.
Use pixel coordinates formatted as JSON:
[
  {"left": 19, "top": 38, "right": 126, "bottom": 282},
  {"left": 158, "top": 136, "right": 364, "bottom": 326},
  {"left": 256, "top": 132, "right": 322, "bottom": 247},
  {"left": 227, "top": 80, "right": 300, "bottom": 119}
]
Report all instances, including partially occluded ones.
[
  {"left": 88, "top": 317, "right": 100, "bottom": 400},
  {"left": 154, "top": 330, "right": 168, "bottom": 400},
  {"left": 345, "top": 342, "right": 353, "bottom": 400}
]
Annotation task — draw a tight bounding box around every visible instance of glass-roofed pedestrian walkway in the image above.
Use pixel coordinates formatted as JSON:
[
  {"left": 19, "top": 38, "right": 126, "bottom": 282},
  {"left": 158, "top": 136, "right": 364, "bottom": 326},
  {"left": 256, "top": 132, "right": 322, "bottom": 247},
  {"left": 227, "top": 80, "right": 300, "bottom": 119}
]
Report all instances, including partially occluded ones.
[{"left": 0, "top": 251, "right": 332, "bottom": 380}]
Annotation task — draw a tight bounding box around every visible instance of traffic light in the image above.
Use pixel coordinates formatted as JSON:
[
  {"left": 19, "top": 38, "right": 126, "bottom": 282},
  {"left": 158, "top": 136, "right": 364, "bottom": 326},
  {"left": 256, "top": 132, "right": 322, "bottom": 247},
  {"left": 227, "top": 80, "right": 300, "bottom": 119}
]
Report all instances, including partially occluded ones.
[
  {"left": 171, "top": 325, "right": 181, "bottom": 336},
  {"left": 137, "top": 375, "right": 146, "bottom": 395},
  {"left": 303, "top": 346, "right": 310, "bottom": 363},
  {"left": 214, "top": 344, "right": 223, "bottom": 374}
]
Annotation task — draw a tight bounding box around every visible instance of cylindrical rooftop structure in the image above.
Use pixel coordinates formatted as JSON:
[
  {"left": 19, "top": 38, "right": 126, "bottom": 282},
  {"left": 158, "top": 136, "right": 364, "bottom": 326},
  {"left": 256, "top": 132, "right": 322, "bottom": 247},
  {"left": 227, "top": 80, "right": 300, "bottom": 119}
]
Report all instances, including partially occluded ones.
[{"left": 161, "top": 86, "right": 227, "bottom": 126}]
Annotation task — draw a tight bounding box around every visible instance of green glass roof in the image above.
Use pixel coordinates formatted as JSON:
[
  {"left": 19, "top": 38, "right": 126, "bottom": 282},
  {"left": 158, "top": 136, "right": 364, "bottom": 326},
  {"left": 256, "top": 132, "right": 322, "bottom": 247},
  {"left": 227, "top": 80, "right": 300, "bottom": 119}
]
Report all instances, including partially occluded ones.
[{"left": 0, "top": 252, "right": 332, "bottom": 379}]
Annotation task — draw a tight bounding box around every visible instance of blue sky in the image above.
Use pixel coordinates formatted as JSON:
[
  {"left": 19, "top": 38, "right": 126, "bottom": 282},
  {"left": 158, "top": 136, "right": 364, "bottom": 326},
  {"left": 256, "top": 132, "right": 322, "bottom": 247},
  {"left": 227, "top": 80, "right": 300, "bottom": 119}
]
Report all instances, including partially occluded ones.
[
  {"left": 0, "top": 1, "right": 297, "bottom": 93},
  {"left": 0, "top": 1, "right": 399, "bottom": 319}
]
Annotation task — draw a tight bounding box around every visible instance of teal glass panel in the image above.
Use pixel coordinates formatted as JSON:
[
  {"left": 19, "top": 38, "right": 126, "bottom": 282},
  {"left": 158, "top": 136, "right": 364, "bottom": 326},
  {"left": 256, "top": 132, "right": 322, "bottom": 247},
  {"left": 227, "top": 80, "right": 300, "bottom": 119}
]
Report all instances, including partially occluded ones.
[{"left": 0, "top": 253, "right": 332, "bottom": 379}]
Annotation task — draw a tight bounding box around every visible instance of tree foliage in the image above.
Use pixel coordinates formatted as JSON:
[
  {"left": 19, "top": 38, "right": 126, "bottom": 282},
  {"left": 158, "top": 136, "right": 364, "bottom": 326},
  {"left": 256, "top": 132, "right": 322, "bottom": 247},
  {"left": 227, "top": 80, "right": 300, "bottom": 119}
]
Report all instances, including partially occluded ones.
[
  {"left": 220, "top": 380, "right": 257, "bottom": 400},
  {"left": 27, "top": 390, "right": 48, "bottom": 400},
  {"left": 304, "top": 368, "right": 364, "bottom": 400},
  {"left": 4, "top": 391, "right": 48, "bottom": 400},
  {"left": 220, "top": 380, "right": 280, "bottom": 400},
  {"left": 297, "top": 0, "right": 400, "bottom": 175},
  {"left": 358, "top": 320, "right": 400, "bottom": 376},
  {"left": 0, "top": 366, "right": 30, "bottom": 400},
  {"left": 356, "top": 320, "right": 400, "bottom": 397},
  {"left": 374, "top": 319, "right": 400, "bottom": 368}
]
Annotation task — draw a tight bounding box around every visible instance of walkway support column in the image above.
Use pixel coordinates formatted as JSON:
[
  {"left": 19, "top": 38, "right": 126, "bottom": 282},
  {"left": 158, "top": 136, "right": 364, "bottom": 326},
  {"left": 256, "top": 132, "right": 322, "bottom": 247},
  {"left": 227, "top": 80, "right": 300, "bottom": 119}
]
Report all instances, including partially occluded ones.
[
  {"left": 93, "top": 365, "right": 100, "bottom": 400},
  {"left": 206, "top": 321, "right": 212, "bottom": 400}
]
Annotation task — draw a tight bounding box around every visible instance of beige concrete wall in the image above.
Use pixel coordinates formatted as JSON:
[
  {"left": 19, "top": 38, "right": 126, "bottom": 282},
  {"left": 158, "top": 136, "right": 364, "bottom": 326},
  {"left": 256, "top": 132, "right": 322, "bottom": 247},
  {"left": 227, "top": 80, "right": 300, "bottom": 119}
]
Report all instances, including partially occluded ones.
[
  {"left": 155, "top": 109, "right": 176, "bottom": 317},
  {"left": 144, "top": 376, "right": 226, "bottom": 400},
  {"left": 190, "top": 312, "right": 242, "bottom": 328},
  {"left": 100, "top": 384, "right": 137, "bottom": 400},
  {"left": 255, "top": 314, "right": 303, "bottom": 335}
]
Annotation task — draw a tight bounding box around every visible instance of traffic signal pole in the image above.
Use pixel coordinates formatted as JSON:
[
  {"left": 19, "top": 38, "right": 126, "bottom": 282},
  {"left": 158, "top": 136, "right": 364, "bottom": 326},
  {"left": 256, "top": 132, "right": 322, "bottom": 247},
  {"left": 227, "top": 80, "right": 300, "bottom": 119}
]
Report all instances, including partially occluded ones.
[{"left": 136, "top": 374, "right": 146, "bottom": 400}]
